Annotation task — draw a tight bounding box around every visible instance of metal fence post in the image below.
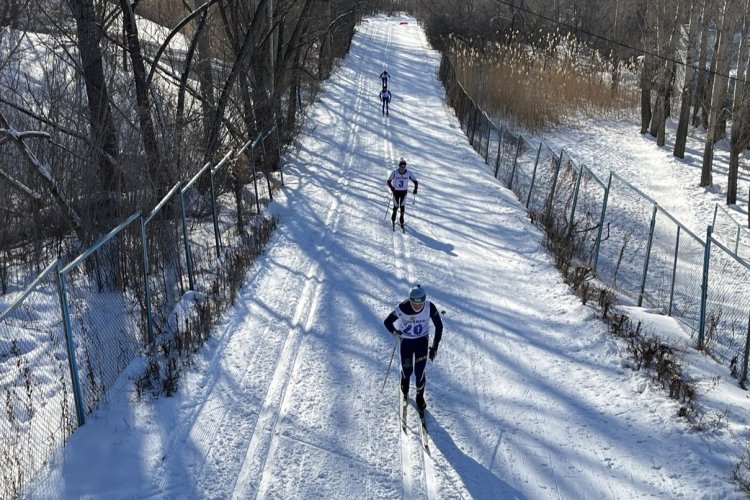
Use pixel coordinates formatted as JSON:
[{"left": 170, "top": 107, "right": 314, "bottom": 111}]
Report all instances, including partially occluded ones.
[
  {"left": 592, "top": 172, "right": 612, "bottom": 275},
  {"left": 56, "top": 269, "right": 86, "bottom": 426},
  {"left": 484, "top": 117, "right": 491, "bottom": 163},
  {"left": 697, "top": 225, "right": 713, "bottom": 349},
  {"left": 179, "top": 190, "right": 195, "bottom": 290},
  {"left": 544, "top": 150, "right": 564, "bottom": 222},
  {"left": 251, "top": 145, "right": 261, "bottom": 214},
  {"left": 668, "top": 226, "right": 681, "bottom": 316},
  {"left": 567, "top": 164, "right": 584, "bottom": 238},
  {"left": 507, "top": 135, "right": 522, "bottom": 191},
  {"left": 468, "top": 105, "right": 478, "bottom": 146},
  {"left": 638, "top": 204, "right": 658, "bottom": 307},
  {"left": 210, "top": 150, "right": 235, "bottom": 257},
  {"left": 741, "top": 312, "right": 750, "bottom": 388},
  {"left": 525, "top": 143, "right": 543, "bottom": 208},
  {"left": 140, "top": 217, "right": 154, "bottom": 341},
  {"left": 262, "top": 131, "right": 274, "bottom": 199},
  {"left": 209, "top": 169, "right": 222, "bottom": 257},
  {"left": 735, "top": 223, "right": 741, "bottom": 255},
  {"left": 461, "top": 95, "right": 470, "bottom": 133},
  {"left": 493, "top": 125, "right": 504, "bottom": 178},
  {"left": 275, "top": 126, "right": 284, "bottom": 187}
]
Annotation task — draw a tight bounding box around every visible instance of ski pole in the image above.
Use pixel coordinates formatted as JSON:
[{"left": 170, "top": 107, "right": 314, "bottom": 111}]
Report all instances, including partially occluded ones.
[
  {"left": 384, "top": 193, "right": 392, "bottom": 221},
  {"left": 381, "top": 336, "right": 399, "bottom": 392},
  {"left": 411, "top": 191, "right": 417, "bottom": 206}
]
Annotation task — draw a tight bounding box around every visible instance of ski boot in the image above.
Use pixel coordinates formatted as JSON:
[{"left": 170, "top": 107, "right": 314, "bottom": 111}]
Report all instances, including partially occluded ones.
[{"left": 416, "top": 389, "right": 426, "bottom": 417}]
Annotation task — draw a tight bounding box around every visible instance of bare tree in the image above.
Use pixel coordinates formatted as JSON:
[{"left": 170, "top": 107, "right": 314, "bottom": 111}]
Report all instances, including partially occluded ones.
[
  {"left": 674, "top": 0, "right": 702, "bottom": 158},
  {"left": 193, "top": 0, "right": 216, "bottom": 145},
  {"left": 638, "top": 0, "right": 654, "bottom": 135},
  {"left": 119, "top": 0, "right": 168, "bottom": 195},
  {"left": 701, "top": 0, "right": 737, "bottom": 187},
  {"left": 649, "top": 0, "right": 684, "bottom": 146},
  {"left": 0, "top": 112, "right": 84, "bottom": 241},
  {"left": 0, "top": 0, "right": 28, "bottom": 29},
  {"left": 68, "top": 0, "right": 122, "bottom": 231},
  {"left": 691, "top": 6, "right": 712, "bottom": 128},
  {"left": 727, "top": 0, "right": 750, "bottom": 204}
]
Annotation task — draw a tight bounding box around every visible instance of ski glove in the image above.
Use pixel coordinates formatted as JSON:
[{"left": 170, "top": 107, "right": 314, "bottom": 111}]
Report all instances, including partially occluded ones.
[
  {"left": 413, "top": 188, "right": 418, "bottom": 194},
  {"left": 429, "top": 345, "right": 438, "bottom": 361},
  {"left": 392, "top": 329, "right": 403, "bottom": 339}
]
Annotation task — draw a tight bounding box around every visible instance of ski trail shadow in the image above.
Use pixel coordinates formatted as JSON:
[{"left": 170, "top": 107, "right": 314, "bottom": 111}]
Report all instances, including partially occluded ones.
[
  {"left": 429, "top": 415, "right": 526, "bottom": 499},
  {"left": 406, "top": 227, "right": 457, "bottom": 256}
]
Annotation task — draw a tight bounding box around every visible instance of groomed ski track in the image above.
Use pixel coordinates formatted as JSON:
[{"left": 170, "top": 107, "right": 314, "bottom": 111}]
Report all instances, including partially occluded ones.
[
  {"left": 223, "top": 13, "right": 695, "bottom": 499},
  {"left": 29, "top": 12, "right": 749, "bottom": 500}
]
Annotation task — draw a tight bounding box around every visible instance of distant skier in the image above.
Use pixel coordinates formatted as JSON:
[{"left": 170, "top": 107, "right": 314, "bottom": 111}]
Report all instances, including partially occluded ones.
[
  {"left": 386, "top": 157, "right": 417, "bottom": 231},
  {"left": 383, "top": 286, "right": 443, "bottom": 416},
  {"left": 379, "top": 85, "right": 392, "bottom": 116},
  {"left": 380, "top": 69, "right": 390, "bottom": 88}
]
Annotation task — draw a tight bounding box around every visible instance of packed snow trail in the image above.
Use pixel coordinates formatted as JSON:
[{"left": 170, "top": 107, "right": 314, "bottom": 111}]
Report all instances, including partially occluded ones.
[{"left": 25, "top": 13, "right": 750, "bottom": 500}]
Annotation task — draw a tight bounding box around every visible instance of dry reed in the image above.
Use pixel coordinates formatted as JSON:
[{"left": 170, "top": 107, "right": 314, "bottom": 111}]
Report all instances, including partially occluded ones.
[{"left": 448, "top": 33, "right": 639, "bottom": 132}]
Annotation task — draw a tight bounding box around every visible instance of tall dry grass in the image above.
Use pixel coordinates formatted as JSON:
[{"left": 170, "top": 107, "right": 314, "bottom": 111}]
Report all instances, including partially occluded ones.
[{"left": 448, "top": 33, "right": 639, "bottom": 132}]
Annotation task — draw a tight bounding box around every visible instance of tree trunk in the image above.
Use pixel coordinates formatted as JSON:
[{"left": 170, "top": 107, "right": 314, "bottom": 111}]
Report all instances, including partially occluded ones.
[
  {"left": 286, "top": 45, "right": 302, "bottom": 135},
  {"left": 702, "top": 0, "right": 735, "bottom": 187},
  {"left": 68, "top": 0, "right": 121, "bottom": 228},
  {"left": 675, "top": 5, "right": 701, "bottom": 158},
  {"left": 702, "top": 24, "right": 722, "bottom": 130},
  {"left": 194, "top": 0, "right": 216, "bottom": 146},
  {"left": 175, "top": 1, "right": 212, "bottom": 174},
  {"left": 119, "top": 0, "right": 167, "bottom": 194},
  {"left": 653, "top": 1, "right": 683, "bottom": 146},
  {"left": 639, "top": 1, "right": 654, "bottom": 135},
  {"left": 204, "top": 0, "right": 270, "bottom": 164},
  {"left": 0, "top": 113, "right": 85, "bottom": 242},
  {"left": 271, "top": 0, "right": 316, "bottom": 136},
  {"left": 728, "top": 0, "right": 750, "bottom": 204},
  {"left": 691, "top": 15, "right": 710, "bottom": 127},
  {"left": 640, "top": 55, "right": 653, "bottom": 134}
]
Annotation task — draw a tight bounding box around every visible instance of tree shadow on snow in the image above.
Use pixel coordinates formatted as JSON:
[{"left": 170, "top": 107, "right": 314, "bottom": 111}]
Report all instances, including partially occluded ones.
[
  {"left": 405, "top": 226, "right": 457, "bottom": 257},
  {"left": 428, "top": 415, "right": 526, "bottom": 500}
]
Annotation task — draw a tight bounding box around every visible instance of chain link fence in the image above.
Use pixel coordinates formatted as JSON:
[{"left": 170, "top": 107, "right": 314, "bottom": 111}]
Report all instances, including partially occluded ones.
[
  {"left": 438, "top": 52, "right": 750, "bottom": 387},
  {"left": 712, "top": 203, "right": 750, "bottom": 261},
  {"left": 0, "top": 261, "right": 75, "bottom": 499},
  {"left": 0, "top": 127, "right": 284, "bottom": 499}
]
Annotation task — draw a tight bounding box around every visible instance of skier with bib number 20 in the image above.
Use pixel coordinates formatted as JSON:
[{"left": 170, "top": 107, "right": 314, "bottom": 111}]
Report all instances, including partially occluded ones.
[
  {"left": 383, "top": 286, "right": 443, "bottom": 415},
  {"left": 387, "top": 158, "right": 418, "bottom": 231}
]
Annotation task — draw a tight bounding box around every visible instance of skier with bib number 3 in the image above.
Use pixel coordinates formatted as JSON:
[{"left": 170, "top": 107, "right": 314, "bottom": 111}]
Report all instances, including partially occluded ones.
[
  {"left": 383, "top": 285, "right": 443, "bottom": 417},
  {"left": 387, "top": 158, "right": 418, "bottom": 231}
]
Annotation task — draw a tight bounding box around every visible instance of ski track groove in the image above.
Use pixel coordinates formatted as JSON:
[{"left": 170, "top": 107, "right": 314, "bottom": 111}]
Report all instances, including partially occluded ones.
[
  {"left": 381, "top": 20, "right": 438, "bottom": 499},
  {"left": 375, "top": 21, "right": 428, "bottom": 499},
  {"left": 147, "top": 248, "right": 306, "bottom": 498},
  {"left": 230, "top": 58, "right": 367, "bottom": 500},
  {"left": 376, "top": 20, "right": 417, "bottom": 500},
  {"left": 403, "top": 168, "right": 462, "bottom": 498},
  {"left": 230, "top": 240, "right": 325, "bottom": 499}
]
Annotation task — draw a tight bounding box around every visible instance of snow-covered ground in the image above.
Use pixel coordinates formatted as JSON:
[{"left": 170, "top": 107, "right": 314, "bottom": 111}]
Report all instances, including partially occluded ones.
[{"left": 23, "top": 13, "right": 750, "bottom": 499}]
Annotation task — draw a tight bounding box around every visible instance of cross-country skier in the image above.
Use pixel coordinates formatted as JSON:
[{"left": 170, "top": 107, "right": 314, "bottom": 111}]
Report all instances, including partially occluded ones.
[
  {"left": 380, "top": 69, "right": 390, "bottom": 88},
  {"left": 379, "top": 85, "right": 392, "bottom": 116},
  {"left": 387, "top": 158, "right": 417, "bottom": 231},
  {"left": 383, "top": 286, "right": 443, "bottom": 415}
]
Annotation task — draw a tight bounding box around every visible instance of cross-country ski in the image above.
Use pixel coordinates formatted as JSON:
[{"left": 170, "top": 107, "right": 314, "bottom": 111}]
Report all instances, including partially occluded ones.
[
  {"left": 400, "top": 387, "right": 407, "bottom": 433},
  {"left": 418, "top": 409, "right": 430, "bottom": 454}
]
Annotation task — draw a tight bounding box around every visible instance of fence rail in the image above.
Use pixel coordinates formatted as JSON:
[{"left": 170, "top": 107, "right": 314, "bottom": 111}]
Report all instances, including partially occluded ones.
[
  {"left": 438, "top": 53, "right": 750, "bottom": 387},
  {"left": 0, "top": 127, "right": 283, "bottom": 499}
]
